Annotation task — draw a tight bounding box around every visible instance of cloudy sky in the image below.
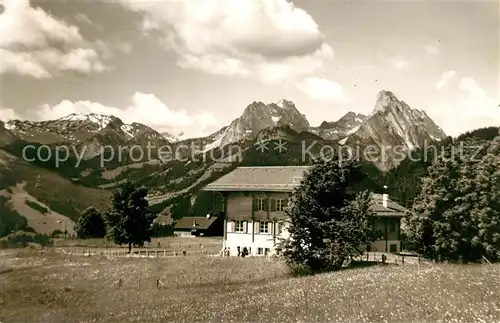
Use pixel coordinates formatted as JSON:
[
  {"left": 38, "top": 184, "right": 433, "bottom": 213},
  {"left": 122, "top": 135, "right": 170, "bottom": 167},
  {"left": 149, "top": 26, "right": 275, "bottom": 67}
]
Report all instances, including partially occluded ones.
[{"left": 0, "top": 0, "right": 498, "bottom": 138}]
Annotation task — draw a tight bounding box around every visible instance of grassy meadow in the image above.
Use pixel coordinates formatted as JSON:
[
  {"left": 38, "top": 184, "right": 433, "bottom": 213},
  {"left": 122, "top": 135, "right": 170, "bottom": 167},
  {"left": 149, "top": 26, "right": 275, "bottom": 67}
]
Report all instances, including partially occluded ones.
[{"left": 1, "top": 250, "right": 499, "bottom": 323}]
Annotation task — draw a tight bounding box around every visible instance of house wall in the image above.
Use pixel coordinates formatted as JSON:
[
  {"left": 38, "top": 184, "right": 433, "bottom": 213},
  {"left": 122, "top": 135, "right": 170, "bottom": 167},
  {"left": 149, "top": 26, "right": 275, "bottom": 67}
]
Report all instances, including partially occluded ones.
[
  {"left": 226, "top": 192, "right": 289, "bottom": 221},
  {"left": 225, "top": 220, "right": 286, "bottom": 256},
  {"left": 174, "top": 231, "right": 195, "bottom": 238},
  {"left": 223, "top": 192, "right": 402, "bottom": 256},
  {"left": 369, "top": 217, "right": 401, "bottom": 253}
]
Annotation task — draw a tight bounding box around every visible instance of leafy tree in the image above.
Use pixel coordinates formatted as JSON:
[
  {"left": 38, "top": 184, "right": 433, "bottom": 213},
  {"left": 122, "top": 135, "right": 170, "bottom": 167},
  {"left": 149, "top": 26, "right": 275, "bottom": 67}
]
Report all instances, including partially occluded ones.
[
  {"left": 405, "top": 137, "right": 500, "bottom": 262},
  {"left": 52, "top": 229, "right": 63, "bottom": 237},
  {"left": 74, "top": 206, "right": 106, "bottom": 239},
  {"left": 104, "top": 180, "right": 154, "bottom": 253},
  {"left": 151, "top": 222, "right": 174, "bottom": 238},
  {"left": 278, "top": 158, "right": 380, "bottom": 273}
]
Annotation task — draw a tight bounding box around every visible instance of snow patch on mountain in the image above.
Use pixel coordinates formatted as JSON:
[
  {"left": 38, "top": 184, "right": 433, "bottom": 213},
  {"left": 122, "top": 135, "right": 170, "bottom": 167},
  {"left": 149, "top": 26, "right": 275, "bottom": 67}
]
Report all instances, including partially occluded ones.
[
  {"left": 121, "top": 124, "right": 134, "bottom": 138},
  {"left": 59, "top": 113, "right": 113, "bottom": 131}
]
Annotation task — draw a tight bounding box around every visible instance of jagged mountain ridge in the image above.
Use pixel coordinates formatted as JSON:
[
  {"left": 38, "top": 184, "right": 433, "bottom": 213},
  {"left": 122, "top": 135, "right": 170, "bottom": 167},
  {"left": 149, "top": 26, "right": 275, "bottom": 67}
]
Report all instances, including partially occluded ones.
[
  {"left": 214, "top": 99, "right": 311, "bottom": 149},
  {"left": 310, "top": 111, "right": 367, "bottom": 140},
  {"left": 2, "top": 90, "right": 447, "bottom": 171},
  {"left": 343, "top": 90, "right": 447, "bottom": 171},
  {"left": 4, "top": 113, "right": 169, "bottom": 159}
]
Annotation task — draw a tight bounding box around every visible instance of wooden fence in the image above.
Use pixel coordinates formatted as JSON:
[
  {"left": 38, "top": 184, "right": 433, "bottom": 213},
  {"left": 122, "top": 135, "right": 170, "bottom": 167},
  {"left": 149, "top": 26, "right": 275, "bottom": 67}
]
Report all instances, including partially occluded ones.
[{"left": 56, "top": 247, "right": 219, "bottom": 258}]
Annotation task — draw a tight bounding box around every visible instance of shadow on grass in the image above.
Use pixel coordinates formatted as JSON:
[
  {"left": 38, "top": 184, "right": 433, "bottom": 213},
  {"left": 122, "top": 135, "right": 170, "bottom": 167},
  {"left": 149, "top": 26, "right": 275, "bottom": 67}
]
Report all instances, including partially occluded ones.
[{"left": 291, "top": 260, "right": 390, "bottom": 277}]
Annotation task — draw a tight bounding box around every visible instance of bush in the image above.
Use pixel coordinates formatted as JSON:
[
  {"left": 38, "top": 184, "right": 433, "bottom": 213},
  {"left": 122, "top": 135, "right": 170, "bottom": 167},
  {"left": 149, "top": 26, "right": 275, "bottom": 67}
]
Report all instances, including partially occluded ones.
[
  {"left": 0, "top": 196, "right": 27, "bottom": 238},
  {"left": 24, "top": 199, "right": 49, "bottom": 215}
]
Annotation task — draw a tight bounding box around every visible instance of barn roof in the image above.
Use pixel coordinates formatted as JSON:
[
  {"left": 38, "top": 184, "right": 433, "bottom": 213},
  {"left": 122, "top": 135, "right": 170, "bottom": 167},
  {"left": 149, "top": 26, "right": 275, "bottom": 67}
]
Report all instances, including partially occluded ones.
[{"left": 174, "top": 216, "right": 218, "bottom": 230}]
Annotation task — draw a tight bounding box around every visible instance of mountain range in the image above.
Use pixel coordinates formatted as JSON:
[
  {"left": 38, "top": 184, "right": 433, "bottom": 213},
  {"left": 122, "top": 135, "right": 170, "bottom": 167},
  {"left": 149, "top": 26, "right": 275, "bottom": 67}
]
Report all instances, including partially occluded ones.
[{"left": 0, "top": 90, "right": 454, "bottom": 236}]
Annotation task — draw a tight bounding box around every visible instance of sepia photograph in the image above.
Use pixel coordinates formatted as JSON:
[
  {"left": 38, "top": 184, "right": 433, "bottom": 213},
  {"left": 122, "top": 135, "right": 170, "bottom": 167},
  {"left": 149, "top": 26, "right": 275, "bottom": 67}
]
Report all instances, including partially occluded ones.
[{"left": 0, "top": 0, "right": 499, "bottom": 322}]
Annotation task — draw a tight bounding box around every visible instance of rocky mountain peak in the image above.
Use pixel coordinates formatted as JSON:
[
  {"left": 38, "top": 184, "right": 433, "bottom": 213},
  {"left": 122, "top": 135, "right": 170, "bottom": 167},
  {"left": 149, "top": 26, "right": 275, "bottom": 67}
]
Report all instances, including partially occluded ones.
[
  {"left": 374, "top": 90, "right": 399, "bottom": 110},
  {"left": 344, "top": 90, "right": 448, "bottom": 171},
  {"left": 276, "top": 99, "right": 295, "bottom": 109},
  {"left": 311, "top": 111, "right": 367, "bottom": 140},
  {"left": 214, "top": 99, "right": 310, "bottom": 148}
]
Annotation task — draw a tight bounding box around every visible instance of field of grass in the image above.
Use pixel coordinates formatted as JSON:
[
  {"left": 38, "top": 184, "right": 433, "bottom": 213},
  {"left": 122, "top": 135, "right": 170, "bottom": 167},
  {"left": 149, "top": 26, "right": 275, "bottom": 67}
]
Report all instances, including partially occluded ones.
[
  {"left": 1, "top": 250, "right": 499, "bottom": 322},
  {"left": 53, "top": 236, "right": 223, "bottom": 249}
]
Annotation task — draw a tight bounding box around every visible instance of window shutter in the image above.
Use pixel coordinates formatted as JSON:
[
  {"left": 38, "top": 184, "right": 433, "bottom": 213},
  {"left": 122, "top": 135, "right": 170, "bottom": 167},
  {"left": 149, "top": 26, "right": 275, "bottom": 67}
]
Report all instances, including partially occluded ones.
[
  {"left": 271, "top": 199, "right": 276, "bottom": 212},
  {"left": 252, "top": 198, "right": 257, "bottom": 211},
  {"left": 243, "top": 221, "right": 248, "bottom": 233},
  {"left": 263, "top": 198, "right": 268, "bottom": 211},
  {"left": 254, "top": 221, "right": 260, "bottom": 233},
  {"left": 270, "top": 221, "right": 274, "bottom": 235}
]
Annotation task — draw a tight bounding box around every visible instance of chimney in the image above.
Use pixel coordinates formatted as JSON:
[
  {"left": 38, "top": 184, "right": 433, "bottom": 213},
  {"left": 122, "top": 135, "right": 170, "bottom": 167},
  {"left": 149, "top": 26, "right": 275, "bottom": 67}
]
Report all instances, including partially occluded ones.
[
  {"left": 192, "top": 220, "right": 197, "bottom": 227},
  {"left": 382, "top": 185, "right": 388, "bottom": 208}
]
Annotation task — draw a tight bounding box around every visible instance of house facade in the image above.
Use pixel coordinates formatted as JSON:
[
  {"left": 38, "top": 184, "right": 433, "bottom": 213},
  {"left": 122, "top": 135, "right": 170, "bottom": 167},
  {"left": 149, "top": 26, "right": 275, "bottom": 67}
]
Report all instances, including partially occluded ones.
[{"left": 203, "top": 166, "right": 405, "bottom": 257}]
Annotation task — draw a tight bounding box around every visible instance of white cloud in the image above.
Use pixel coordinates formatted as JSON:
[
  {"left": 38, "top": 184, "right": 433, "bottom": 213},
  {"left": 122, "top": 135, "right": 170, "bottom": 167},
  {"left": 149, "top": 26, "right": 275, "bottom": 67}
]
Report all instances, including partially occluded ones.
[
  {"left": 0, "top": 0, "right": 110, "bottom": 78},
  {"left": 120, "top": 0, "right": 334, "bottom": 84},
  {"left": 75, "top": 13, "right": 100, "bottom": 28},
  {"left": 428, "top": 77, "right": 500, "bottom": 136},
  {"left": 0, "top": 107, "right": 20, "bottom": 122},
  {"left": 424, "top": 45, "right": 440, "bottom": 55},
  {"left": 436, "top": 70, "right": 457, "bottom": 89},
  {"left": 297, "top": 77, "right": 346, "bottom": 102},
  {"left": 390, "top": 57, "right": 411, "bottom": 70},
  {"left": 4, "top": 92, "right": 218, "bottom": 138}
]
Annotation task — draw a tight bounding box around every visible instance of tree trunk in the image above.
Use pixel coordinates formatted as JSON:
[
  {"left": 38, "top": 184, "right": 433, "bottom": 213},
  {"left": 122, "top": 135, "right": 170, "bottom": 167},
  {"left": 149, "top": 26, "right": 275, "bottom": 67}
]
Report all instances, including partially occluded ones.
[{"left": 128, "top": 243, "right": 132, "bottom": 254}]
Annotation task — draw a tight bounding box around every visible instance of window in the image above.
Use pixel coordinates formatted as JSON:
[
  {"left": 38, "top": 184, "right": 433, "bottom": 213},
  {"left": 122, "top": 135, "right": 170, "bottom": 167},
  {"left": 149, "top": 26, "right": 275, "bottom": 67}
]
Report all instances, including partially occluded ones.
[
  {"left": 276, "top": 223, "right": 282, "bottom": 235},
  {"left": 235, "top": 220, "right": 244, "bottom": 233},
  {"left": 256, "top": 198, "right": 265, "bottom": 211},
  {"left": 271, "top": 198, "right": 287, "bottom": 212},
  {"left": 276, "top": 199, "right": 285, "bottom": 212},
  {"left": 390, "top": 244, "right": 397, "bottom": 253},
  {"left": 264, "top": 248, "right": 270, "bottom": 255},
  {"left": 389, "top": 220, "right": 397, "bottom": 233},
  {"left": 258, "top": 247, "right": 264, "bottom": 255},
  {"left": 260, "top": 221, "right": 269, "bottom": 234}
]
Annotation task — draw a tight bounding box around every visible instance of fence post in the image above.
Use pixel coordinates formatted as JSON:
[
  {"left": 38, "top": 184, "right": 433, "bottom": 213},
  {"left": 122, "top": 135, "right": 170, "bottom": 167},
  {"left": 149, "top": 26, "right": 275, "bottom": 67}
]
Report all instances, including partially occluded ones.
[
  {"left": 401, "top": 256, "right": 404, "bottom": 265},
  {"left": 156, "top": 279, "right": 160, "bottom": 288},
  {"left": 366, "top": 253, "right": 369, "bottom": 262}
]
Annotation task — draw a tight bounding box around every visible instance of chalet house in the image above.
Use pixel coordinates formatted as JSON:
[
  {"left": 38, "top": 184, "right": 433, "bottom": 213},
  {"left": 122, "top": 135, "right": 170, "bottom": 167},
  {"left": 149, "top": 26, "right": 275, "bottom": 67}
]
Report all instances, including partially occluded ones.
[
  {"left": 173, "top": 215, "right": 224, "bottom": 237},
  {"left": 203, "top": 166, "right": 406, "bottom": 256}
]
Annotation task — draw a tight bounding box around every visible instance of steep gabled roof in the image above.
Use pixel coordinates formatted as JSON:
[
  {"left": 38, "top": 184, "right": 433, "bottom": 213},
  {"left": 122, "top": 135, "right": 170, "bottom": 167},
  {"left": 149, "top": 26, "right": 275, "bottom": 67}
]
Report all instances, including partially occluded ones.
[
  {"left": 202, "top": 166, "right": 310, "bottom": 192},
  {"left": 174, "top": 216, "right": 218, "bottom": 230},
  {"left": 370, "top": 193, "right": 407, "bottom": 216}
]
